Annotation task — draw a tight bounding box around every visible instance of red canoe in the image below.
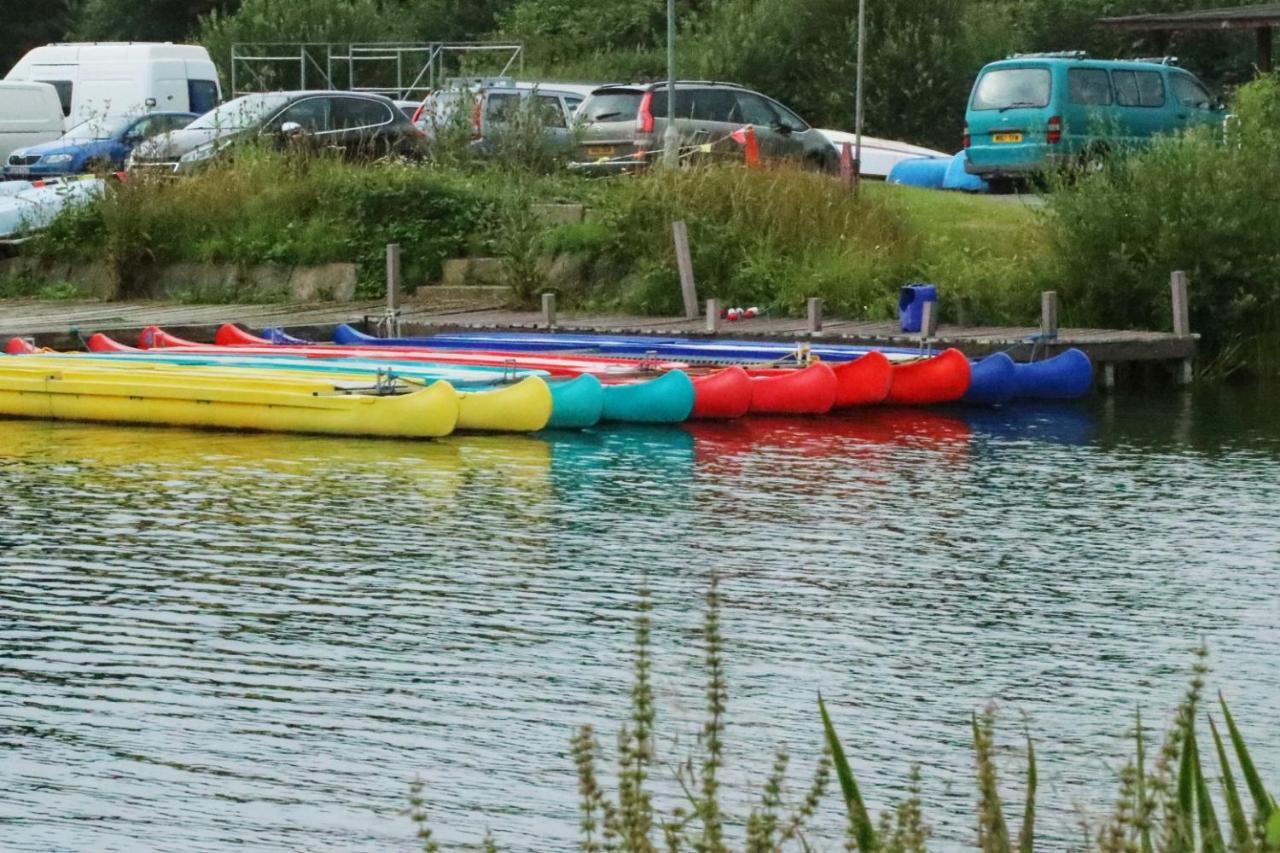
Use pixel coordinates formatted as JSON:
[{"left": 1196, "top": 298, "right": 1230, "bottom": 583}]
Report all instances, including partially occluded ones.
[
  {"left": 131, "top": 325, "right": 688, "bottom": 377},
  {"left": 831, "top": 352, "right": 893, "bottom": 407},
  {"left": 216, "top": 324, "right": 275, "bottom": 346},
  {"left": 746, "top": 361, "right": 838, "bottom": 415},
  {"left": 5, "top": 337, "right": 37, "bottom": 355},
  {"left": 689, "top": 366, "right": 752, "bottom": 420},
  {"left": 885, "top": 348, "right": 971, "bottom": 405}
]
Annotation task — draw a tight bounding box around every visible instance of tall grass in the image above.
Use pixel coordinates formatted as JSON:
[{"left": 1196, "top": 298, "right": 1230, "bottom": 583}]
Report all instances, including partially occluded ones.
[{"left": 408, "top": 583, "right": 1278, "bottom": 851}]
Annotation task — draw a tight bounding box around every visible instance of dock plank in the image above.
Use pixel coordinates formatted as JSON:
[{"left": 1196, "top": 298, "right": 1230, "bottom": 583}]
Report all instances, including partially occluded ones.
[{"left": 0, "top": 298, "right": 1197, "bottom": 364}]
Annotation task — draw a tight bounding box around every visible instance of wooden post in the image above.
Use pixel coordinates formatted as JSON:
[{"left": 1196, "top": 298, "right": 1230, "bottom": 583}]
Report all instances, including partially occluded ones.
[
  {"left": 920, "top": 299, "right": 938, "bottom": 341},
  {"left": 542, "top": 292, "right": 557, "bottom": 330},
  {"left": 807, "top": 297, "right": 824, "bottom": 334},
  {"left": 706, "top": 298, "right": 721, "bottom": 333},
  {"left": 672, "top": 221, "right": 698, "bottom": 319},
  {"left": 1040, "top": 290, "right": 1059, "bottom": 340},
  {"left": 385, "top": 243, "right": 401, "bottom": 311},
  {"left": 1101, "top": 362, "right": 1116, "bottom": 391},
  {"left": 1170, "top": 270, "right": 1190, "bottom": 337}
]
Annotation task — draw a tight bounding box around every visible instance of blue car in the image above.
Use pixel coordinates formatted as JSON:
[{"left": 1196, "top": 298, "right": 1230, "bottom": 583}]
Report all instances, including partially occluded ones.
[{"left": 3, "top": 112, "right": 197, "bottom": 179}]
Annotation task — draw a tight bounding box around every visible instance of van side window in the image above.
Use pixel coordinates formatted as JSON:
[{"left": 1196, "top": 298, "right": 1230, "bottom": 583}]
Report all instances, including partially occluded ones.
[
  {"left": 188, "top": 80, "right": 219, "bottom": 115},
  {"left": 37, "top": 80, "right": 73, "bottom": 117},
  {"left": 1068, "top": 69, "right": 1112, "bottom": 105},
  {"left": 1113, "top": 70, "right": 1165, "bottom": 107},
  {"left": 485, "top": 93, "right": 521, "bottom": 123},
  {"left": 1171, "top": 75, "right": 1214, "bottom": 110}
]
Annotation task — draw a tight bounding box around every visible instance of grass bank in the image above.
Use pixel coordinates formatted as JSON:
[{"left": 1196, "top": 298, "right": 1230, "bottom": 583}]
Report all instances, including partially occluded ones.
[
  {"left": 16, "top": 150, "right": 1048, "bottom": 324},
  {"left": 17, "top": 117, "right": 1280, "bottom": 375}
]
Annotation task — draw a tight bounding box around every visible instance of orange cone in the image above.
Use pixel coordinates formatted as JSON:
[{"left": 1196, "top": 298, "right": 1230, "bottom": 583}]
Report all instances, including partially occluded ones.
[{"left": 744, "top": 126, "right": 761, "bottom": 168}]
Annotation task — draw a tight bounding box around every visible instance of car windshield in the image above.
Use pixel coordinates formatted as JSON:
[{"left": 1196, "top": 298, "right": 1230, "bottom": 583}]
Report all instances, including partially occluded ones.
[
  {"left": 187, "top": 94, "right": 293, "bottom": 130},
  {"left": 62, "top": 115, "right": 134, "bottom": 141},
  {"left": 581, "top": 92, "right": 643, "bottom": 122},
  {"left": 971, "top": 68, "right": 1051, "bottom": 111}
]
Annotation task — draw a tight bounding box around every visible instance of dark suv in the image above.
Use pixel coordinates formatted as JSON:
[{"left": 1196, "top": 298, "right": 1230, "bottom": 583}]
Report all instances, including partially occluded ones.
[
  {"left": 127, "top": 90, "right": 426, "bottom": 173},
  {"left": 572, "top": 81, "right": 837, "bottom": 173}
]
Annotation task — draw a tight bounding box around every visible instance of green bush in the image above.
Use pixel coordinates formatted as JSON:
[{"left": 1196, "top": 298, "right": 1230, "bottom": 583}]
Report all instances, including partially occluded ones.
[{"left": 1045, "top": 75, "right": 1280, "bottom": 375}]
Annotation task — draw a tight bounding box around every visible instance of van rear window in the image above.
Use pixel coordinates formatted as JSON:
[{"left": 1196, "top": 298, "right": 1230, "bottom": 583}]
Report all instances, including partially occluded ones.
[{"left": 971, "top": 68, "right": 1050, "bottom": 111}]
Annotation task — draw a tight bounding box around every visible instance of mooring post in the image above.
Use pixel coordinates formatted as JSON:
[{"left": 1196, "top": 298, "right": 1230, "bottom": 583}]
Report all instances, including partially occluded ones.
[
  {"left": 542, "top": 292, "right": 557, "bottom": 330},
  {"left": 384, "top": 242, "right": 402, "bottom": 338},
  {"left": 1041, "top": 290, "right": 1059, "bottom": 340},
  {"left": 1101, "top": 362, "right": 1116, "bottom": 391},
  {"left": 1170, "top": 270, "right": 1193, "bottom": 385},
  {"left": 672, "top": 220, "right": 699, "bottom": 320},
  {"left": 807, "top": 297, "right": 824, "bottom": 334},
  {"left": 920, "top": 299, "right": 938, "bottom": 342},
  {"left": 706, "top": 298, "right": 721, "bottom": 334}
]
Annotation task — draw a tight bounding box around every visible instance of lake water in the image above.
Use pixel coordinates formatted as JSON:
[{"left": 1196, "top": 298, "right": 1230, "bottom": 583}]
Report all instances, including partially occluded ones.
[{"left": 1, "top": 388, "right": 1277, "bottom": 851}]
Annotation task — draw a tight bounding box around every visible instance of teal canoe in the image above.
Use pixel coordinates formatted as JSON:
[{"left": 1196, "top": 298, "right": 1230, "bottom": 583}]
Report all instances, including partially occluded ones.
[
  {"left": 547, "top": 374, "right": 605, "bottom": 429},
  {"left": 601, "top": 370, "right": 696, "bottom": 424}
]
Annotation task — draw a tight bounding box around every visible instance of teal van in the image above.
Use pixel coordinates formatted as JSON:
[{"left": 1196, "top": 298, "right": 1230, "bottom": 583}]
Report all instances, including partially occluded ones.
[{"left": 963, "top": 53, "right": 1224, "bottom": 184}]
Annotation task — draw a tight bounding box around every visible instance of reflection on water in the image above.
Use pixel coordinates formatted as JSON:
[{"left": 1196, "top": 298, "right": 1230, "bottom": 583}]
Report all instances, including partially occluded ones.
[{"left": 1, "top": 388, "right": 1277, "bottom": 851}]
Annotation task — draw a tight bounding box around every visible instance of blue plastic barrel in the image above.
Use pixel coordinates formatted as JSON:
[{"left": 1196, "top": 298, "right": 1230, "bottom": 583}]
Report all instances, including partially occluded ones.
[{"left": 899, "top": 284, "right": 938, "bottom": 333}]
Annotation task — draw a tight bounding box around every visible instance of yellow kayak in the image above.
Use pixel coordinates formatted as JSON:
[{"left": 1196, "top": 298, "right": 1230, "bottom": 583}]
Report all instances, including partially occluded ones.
[
  {"left": 4, "top": 356, "right": 556, "bottom": 434},
  {"left": 0, "top": 359, "right": 460, "bottom": 439}
]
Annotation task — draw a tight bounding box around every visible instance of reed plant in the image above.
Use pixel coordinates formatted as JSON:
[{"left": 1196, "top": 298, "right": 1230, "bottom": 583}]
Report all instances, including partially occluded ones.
[{"left": 408, "top": 583, "right": 1278, "bottom": 851}]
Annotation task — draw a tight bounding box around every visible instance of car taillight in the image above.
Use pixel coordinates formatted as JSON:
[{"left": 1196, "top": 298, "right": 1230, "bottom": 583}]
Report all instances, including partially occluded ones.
[
  {"left": 472, "top": 101, "right": 483, "bottom": 140},
  {"left": 637, "top": 91, "right": 654, "bottom": 134},
  {"left": 963, "top": 127, "right": 970, "bottom": 149},
  {"left": 1047, "top": 115, "right": 1062, "bottom": 144},
  {"left": 410, "top": 105, "right": 423, "bottom": 125}
]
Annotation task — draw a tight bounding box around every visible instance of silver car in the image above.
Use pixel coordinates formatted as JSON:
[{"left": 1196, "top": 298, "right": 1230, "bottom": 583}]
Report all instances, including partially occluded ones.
[{"left": 572, "top": 81, "right": 838, "bottom": 174}]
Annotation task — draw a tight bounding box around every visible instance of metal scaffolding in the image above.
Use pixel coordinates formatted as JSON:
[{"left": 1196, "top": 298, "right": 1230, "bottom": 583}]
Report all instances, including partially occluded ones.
[{"left": 229, "top": 42, "right": 525, "bottom": 99}]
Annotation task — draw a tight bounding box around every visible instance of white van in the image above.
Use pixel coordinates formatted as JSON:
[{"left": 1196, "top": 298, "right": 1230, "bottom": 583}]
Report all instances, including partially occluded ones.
[
  {"left": 4, "top": 43, "right": 222, "bottom": 129},
  {"left": 0, "top": 81, "right": 65, "bottom": 164}
]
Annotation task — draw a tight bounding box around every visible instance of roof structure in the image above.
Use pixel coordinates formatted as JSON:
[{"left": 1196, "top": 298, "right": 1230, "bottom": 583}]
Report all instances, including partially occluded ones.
[
  {"left": 1099, "top": 3, "right": 1280, "bottom": 29},
  {"left": 1098, "top": 4, "right": 1280, "bottom": 70}
]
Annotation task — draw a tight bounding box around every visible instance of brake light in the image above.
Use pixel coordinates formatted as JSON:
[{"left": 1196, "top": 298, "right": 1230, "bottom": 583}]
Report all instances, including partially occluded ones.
[
  {"left": 963, "top": 126, "right": 970, "bottom": 149},
  {"left": 410, "top": 105, "right": 423, "bottom": 124},
  {"left": 1047, "top": 115, "right": 1062, "bottom": 144},
  {"left": 637, "top": 91, "right": 654, "bottom": 134},
  {"left": 472, "top": 100, "right": 483, "bottom": 140}
]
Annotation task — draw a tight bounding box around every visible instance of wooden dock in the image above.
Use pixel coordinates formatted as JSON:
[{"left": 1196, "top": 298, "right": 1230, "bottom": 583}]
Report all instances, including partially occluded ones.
[{"left": 0, "top": 291, "right": 1197, "bottom": 387}]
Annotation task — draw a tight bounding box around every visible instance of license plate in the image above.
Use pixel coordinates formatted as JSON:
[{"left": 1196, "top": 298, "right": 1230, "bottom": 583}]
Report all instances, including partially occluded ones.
[
  {"left": 992, "top": 132, "right": 1023, "bottom": 143},
  {"left": 585, "top": 145, "right": 616, "bottom": 158},
  {"left": 8, "top": 165, "right": 30, "bottom": 176}
]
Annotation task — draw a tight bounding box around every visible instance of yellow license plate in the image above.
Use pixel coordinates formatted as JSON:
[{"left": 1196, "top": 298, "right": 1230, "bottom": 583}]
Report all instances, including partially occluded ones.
[
  {"left": 585, "top": 145, "right": 617, "bottom": 158},
  {"left": 992, "top": 132, "right": 1023, "bottom": 143}
]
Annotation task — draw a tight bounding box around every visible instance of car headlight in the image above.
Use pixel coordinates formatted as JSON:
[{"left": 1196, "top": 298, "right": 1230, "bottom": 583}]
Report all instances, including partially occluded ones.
[{"left": 43, "top": 153, "right": 74, "bottom": 165}]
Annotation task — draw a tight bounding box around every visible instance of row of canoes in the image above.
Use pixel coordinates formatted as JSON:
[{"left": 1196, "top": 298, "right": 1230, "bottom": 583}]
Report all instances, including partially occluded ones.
[{"left": 0, "top": 322, "right": 1094, "bottom": 439}]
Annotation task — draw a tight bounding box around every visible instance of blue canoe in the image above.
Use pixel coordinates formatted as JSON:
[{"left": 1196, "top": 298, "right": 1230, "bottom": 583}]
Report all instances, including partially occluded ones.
[{"left": 1012, "top": 348, "right": 1093, "bottom": 400}]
